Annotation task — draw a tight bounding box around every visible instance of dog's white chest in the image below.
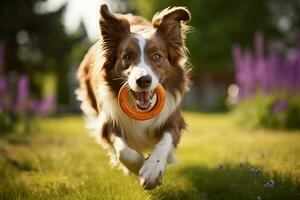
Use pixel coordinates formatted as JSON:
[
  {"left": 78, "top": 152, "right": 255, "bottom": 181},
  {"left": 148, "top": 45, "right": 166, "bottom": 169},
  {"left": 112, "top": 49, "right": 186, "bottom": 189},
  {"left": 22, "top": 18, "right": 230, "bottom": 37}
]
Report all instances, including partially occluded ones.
[
  {"left": 97, "top": 83, "right": 182, "bottom": 151},
  {"left": 121, "top": 119, "right": 159, "bottom": 151}
]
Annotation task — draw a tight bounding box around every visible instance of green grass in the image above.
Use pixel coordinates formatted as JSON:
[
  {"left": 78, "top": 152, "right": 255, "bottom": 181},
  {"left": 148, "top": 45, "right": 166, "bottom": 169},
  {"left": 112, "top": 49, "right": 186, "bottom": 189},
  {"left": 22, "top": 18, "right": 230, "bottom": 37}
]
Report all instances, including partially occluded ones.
[{"left": 1, "top": 112, "right": 300, "bottom": 200}]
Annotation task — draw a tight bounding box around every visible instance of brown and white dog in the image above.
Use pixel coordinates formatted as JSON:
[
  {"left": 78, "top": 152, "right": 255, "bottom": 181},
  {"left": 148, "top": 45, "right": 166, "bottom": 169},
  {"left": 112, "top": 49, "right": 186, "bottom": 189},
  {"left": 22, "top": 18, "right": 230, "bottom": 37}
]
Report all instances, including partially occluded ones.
[{"left": 76, "top": 4, "right": 191, "bottom": 190}]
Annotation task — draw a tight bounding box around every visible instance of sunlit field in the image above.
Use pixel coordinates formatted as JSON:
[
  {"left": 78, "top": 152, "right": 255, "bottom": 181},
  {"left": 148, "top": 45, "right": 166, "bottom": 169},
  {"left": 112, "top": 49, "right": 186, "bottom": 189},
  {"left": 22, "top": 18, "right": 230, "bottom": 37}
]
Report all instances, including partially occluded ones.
[{"left": 1, "top": 112, "right": 300, "bottom": 200}]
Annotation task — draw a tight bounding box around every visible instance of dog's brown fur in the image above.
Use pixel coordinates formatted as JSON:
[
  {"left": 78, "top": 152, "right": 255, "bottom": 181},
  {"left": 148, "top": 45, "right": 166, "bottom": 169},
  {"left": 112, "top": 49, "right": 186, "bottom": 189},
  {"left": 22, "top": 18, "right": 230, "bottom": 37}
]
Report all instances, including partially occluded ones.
[{"left": 76, "top": 5, "right": 191, "bottom": 189}]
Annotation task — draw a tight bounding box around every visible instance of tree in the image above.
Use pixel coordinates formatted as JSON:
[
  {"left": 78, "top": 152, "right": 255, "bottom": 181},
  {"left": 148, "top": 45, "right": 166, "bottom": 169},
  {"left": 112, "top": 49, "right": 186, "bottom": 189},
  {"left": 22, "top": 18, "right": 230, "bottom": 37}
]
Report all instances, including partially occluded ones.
[
  {"left": 132, "top": 0, "right": 277, "bottom": 72},
  {"left": 269, "top": 0, "right": 300, "bottom": 48},
  {"left": 0, "top": 0, "right": 88, "bottom": 106}
]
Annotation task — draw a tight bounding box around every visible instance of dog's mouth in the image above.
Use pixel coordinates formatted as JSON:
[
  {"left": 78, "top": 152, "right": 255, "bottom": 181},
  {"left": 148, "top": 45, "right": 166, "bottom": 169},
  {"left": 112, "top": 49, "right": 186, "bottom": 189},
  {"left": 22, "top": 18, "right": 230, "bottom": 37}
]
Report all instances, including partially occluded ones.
[{"left": 130, "top": 90, "right": 155, "bottom": 110}]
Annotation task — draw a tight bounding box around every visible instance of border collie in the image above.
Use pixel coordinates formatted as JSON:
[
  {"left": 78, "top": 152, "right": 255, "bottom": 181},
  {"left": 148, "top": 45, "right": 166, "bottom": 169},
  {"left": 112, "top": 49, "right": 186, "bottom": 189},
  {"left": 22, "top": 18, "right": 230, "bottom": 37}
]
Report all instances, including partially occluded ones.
[{"left": 76, "top": 4, "right": 191, "bottom": 190}]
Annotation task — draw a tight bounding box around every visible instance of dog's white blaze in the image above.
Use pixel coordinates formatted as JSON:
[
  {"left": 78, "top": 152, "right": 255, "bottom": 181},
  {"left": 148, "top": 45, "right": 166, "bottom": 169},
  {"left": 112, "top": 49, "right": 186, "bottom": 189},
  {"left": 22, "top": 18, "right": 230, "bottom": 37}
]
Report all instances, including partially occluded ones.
[{"left": 128, "top": 35, "right": 159, "bottom": 91}]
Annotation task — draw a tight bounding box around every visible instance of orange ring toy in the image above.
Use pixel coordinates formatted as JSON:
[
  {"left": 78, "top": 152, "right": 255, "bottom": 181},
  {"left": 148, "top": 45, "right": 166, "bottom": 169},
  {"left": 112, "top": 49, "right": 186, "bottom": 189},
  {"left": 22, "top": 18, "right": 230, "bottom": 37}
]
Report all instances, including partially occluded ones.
[{"left": 118, "top": 83, "right": 166, "bottom": 120}]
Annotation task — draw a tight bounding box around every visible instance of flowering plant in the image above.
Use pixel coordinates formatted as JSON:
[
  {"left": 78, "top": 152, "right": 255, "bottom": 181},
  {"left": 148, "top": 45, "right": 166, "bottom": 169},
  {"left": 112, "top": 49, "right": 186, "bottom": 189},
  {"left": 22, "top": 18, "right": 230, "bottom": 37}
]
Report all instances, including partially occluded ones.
[
  {"left": 231, "top": 33, "right": 300, "bottom": 129},
  {"left": 0, "top": 41, "right": 55, "bottom": 133}
]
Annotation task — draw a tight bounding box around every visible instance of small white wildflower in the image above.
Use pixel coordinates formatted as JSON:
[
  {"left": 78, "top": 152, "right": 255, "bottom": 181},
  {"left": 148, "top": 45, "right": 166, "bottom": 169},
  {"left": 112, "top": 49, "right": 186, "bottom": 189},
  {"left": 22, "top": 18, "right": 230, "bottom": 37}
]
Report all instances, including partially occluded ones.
[
  {"left": 255, "top": 168, "right": 262, "bottom": 174},
  {"left": 250, "top": 167, "right": 262, "bottom": 175},
  {"left": 264, "top": 180, "right": 275, "bottom": 189}
]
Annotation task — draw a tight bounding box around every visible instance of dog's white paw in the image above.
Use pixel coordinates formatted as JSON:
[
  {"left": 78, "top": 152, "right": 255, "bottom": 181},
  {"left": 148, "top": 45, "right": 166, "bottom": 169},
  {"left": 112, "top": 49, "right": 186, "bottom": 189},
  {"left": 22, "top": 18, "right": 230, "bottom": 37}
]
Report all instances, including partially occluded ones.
[{"left": 139, "top": 156, "right": 166, "bottom": 190}]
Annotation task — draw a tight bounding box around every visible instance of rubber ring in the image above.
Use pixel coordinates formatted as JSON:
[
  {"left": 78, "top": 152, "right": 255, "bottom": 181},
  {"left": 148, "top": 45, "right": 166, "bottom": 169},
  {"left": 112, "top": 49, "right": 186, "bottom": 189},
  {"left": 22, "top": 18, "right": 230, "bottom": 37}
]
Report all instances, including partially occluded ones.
[{"left": 118, "top": 83, "right": 166, "bottom": 120}]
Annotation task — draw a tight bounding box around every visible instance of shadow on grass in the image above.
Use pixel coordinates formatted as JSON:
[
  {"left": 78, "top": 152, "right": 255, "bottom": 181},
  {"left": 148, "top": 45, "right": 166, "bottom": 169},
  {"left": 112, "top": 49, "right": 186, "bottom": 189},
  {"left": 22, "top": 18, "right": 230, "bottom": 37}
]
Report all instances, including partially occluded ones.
[{"left": 154, "top": 164, "right": 300, "bottom": 200}]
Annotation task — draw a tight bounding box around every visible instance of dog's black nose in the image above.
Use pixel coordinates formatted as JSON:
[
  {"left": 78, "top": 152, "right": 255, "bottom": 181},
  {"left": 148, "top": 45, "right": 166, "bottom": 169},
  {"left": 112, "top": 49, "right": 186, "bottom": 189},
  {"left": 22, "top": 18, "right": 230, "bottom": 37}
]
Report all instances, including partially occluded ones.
[{"left": 136, "top": 75, "right": 152, "bottom": 88}]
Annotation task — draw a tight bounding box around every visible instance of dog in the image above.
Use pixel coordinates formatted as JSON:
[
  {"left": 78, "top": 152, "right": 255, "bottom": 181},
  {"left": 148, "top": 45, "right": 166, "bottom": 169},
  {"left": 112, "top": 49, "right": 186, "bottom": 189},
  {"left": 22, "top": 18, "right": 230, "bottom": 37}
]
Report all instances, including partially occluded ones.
[{"left": 76, "top": 4, "right": 191, "bottom": 190}]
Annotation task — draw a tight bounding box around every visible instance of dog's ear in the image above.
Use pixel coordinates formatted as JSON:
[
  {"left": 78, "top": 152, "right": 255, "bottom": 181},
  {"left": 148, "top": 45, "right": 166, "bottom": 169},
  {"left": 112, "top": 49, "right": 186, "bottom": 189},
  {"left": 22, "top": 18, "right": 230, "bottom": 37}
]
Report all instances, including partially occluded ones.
[
  {"left": 99, "top": 4, "right": 130, "bottom": 49},
  {"left": 152, "top": 7, "right": 191, "bottom": 65},
  {"left": 152, "top": 7, "right": 191, "bottom": 45}
]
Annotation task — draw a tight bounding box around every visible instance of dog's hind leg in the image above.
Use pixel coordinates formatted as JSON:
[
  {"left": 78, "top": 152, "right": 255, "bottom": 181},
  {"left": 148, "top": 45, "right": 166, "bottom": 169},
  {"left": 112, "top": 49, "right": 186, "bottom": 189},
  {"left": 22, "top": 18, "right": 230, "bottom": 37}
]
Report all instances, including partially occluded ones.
[{"left": 113, "top": 137, "right": 145, "bottom": 175}]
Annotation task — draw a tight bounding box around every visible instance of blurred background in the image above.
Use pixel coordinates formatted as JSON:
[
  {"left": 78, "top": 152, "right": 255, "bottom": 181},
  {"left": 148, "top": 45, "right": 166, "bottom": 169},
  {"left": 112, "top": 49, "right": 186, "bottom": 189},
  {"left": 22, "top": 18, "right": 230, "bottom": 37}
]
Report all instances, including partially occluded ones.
[{"left": 0, "top": 0, "right": 300, "bottom": 133}]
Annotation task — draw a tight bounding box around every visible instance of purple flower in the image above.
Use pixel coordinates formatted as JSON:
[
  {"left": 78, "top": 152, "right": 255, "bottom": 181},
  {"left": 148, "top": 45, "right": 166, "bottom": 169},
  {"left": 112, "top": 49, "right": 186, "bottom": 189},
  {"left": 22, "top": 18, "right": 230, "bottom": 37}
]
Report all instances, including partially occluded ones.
[
  {"left": 256, "top": 54, "right": 268, "bottom": 93},
  {"left": 28, "top": 94, "right": 55, "bottom": 116},
  {"left": 28, "top": 99, "right": 40, "bottom": 112},
  {"left": 38, "top": 94, "right": 55, "bottom": 116},
  {"left": 242, "top": 49, "right": 255, "bottom": 98},
  {"left": 255, "top": 32, "right": 264, "bottom": 59},
  {"left": 267, "top": 43, "right": 281, "bottom": 93},
  {"left": 271, "top": 100, "right": 288, "bottom": 114},
  {"left": 15, "top": 74, "right": 29, "bottom": 112},
  {"left": 0, "top": 75, "right": 7, "bottom": 92},
  {"left": 233, "top": 44, "right": 257, "bottom": 98},
  {"left": 232, "top": 32, "right": 300, "bottom": 99}
]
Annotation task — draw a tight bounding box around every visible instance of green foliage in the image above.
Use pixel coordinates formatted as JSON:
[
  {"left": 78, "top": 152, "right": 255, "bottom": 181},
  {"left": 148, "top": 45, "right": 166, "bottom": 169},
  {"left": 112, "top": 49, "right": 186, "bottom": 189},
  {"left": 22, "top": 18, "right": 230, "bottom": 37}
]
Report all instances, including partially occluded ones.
[
  {"left": 0, "top": 110, "right": 39, "bottom": 135},
  {"left": 132, "top": 0, "right": 276, "bottom": 72},
  {"left": 0, "top": 110, "right": 15, "bottom": 133},
  {"left": 0, "top": 0, "right": 89, "bottom": 105},
  {"left": 1, "top": 113, "right": 300, "bottom": 199},
  {"left": 233, "top": 95, "right": 300, "bottom": 130}
]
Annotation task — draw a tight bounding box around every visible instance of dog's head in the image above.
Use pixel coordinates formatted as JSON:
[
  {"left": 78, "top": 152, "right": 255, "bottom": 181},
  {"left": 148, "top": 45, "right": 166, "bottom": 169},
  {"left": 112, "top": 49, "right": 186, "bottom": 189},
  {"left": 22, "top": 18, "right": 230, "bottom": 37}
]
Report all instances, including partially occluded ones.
[{"left": 99, "top": 5, "right": 191, "bottom": 110}]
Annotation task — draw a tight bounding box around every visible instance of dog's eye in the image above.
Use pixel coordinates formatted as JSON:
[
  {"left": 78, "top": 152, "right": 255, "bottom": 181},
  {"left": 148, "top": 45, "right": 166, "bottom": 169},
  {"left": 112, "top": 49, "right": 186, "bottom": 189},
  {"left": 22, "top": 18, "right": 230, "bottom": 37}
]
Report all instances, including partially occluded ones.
[
  {"left": 152, "top": 53, "right": 161, "bottom": 61},
  {"left": 122, "top": 54, "right": 133, "bottom": 62}
]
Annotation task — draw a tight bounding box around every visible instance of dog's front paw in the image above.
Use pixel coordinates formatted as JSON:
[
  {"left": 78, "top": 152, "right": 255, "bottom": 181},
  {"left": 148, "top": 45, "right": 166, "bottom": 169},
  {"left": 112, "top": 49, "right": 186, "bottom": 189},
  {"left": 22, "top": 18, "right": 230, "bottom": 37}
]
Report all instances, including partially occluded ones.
[{"left": 139, "top": 156, "right": 166, "bottom": 190}]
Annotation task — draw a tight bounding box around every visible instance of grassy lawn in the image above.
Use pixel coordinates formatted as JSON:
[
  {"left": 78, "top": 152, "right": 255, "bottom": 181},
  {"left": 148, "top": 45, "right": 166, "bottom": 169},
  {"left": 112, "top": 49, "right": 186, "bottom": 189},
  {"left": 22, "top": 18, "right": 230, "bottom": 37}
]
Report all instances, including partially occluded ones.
[{"left": 1, "top": 112, "right": 300, "bottom": 200}]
